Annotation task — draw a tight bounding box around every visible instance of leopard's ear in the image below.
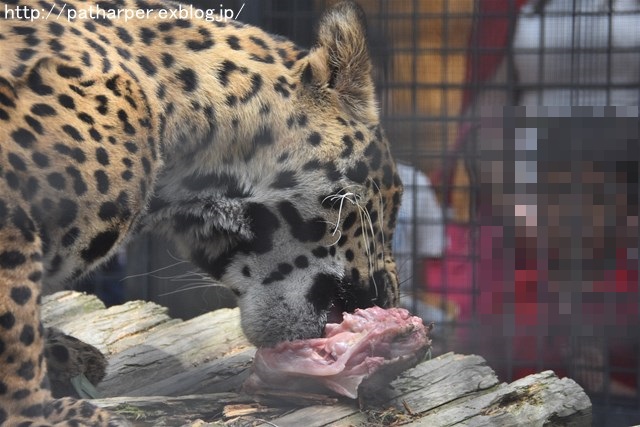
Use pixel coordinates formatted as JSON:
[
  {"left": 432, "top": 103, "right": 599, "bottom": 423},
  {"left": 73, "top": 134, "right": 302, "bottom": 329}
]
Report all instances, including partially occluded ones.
[{"left": 303, "top": 1, "right": 377, "bottom": 122}]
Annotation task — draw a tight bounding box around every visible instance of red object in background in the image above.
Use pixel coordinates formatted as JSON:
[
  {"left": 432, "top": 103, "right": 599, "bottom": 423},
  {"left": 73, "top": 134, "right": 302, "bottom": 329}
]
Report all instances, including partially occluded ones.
[
  {"left": 423, "top": 224, "right": 506, "bottom": 323},
  {"left": 427, "top": 0, "right": 639, "bottom": 393},
  {"left": 461, "top": 0, "right": 528, "bottom": 111},
  {"left": 423, "top": 224, "right": 474, "bottom": 322},
  {"left": 423, "top": 224, "right": 639, "bottom": 392},
  {"left": 433, "top": 0, "right": 528, "bottom": 199}
]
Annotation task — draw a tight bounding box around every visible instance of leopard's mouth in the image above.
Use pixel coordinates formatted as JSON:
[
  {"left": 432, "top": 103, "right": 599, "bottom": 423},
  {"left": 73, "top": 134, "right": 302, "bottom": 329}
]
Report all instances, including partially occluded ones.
[
  {"left": 327, "top": 300, "right": 345, "bottom": 325},
  {"left": 324, "top": 274, "right": 377, "bottom": 328}
]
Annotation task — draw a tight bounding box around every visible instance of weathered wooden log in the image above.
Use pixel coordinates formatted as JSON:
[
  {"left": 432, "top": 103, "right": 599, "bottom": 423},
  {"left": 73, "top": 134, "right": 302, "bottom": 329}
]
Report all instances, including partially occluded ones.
[{"left": 43, "top": 291, "right": 592, "bottom": 426}]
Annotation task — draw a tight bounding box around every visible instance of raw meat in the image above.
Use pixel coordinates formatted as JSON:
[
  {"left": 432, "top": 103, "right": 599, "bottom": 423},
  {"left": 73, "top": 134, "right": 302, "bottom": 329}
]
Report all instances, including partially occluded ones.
[{"left": 244, "top": 306, "right": 431, "bottom": 399}]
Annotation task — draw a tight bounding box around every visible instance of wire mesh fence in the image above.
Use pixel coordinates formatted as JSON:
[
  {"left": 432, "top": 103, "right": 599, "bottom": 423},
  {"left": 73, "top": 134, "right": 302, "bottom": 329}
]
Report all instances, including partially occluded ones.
[
  {"left": 81, "top": 1, "right": 639, "bottom": 425},
  {"left": 249, "top": 1, "right": 640, "bottom": 424}
]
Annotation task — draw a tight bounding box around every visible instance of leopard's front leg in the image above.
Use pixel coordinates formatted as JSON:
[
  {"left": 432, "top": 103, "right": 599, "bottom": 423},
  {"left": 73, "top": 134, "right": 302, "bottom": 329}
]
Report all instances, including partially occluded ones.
[{"left": 0, "top": 202, "right": 126, "bottom": 426}]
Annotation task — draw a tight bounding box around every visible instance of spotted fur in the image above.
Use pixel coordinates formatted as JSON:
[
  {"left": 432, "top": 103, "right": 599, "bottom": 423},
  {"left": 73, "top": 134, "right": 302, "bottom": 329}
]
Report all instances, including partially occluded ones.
[{"left": 0, "top": 0, "right": 402, "bottom": 424}]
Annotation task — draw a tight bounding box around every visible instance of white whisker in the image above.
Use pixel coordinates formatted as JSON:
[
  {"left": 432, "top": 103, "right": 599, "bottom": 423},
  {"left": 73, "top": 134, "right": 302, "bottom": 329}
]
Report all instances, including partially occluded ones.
[
  {"left": 323, "top": 184, "right": 387, "bottom": 301},
  {"left": 121, "top": 259, "right": 190, "bottom": 282},
  {"left": 371, "top": 178, "right": 386, "bottom": 251},
  {"left": 356, "top": 198, "right": 379, "bottom": 299},
  {"left": 158, "top": 282, "right": 225, "bottom": 297}
]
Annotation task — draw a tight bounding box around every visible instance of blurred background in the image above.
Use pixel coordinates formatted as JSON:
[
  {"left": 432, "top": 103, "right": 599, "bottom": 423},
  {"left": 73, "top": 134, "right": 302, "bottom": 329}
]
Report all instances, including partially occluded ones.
[{"left": 76, "top": 1, "right": 640, "bottom": 425}]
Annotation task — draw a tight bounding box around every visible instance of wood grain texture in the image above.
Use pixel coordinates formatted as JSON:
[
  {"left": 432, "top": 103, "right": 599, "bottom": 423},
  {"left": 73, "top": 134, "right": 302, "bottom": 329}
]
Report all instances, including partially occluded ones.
[{"left": 43, "top": 291, "right": 592, "bottom": 426}]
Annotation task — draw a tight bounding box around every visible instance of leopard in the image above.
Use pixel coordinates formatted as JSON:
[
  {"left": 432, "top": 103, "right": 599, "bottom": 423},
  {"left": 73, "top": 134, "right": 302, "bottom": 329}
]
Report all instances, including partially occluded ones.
[{"left": 0, "top": 0, "right": 403, "bottom": 424}]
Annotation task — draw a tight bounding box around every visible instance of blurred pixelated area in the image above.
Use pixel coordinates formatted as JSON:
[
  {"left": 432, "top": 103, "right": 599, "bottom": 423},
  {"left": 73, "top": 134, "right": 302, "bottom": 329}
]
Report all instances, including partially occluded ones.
[{"left": 78, "top": 1, "right": 639, "bottom": 425}]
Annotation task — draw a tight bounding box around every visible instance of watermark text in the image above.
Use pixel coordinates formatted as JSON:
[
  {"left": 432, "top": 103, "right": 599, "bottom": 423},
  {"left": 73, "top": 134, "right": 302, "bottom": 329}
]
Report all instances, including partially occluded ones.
[{"left": 4, "top": 3, "right": 245, "bottom": 22}]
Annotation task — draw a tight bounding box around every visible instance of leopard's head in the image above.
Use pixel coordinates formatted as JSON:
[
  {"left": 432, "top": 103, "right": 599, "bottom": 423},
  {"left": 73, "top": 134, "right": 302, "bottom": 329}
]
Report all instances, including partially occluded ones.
[{"left": 150, "top": 1, "right": 402, "bottom": 346}]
